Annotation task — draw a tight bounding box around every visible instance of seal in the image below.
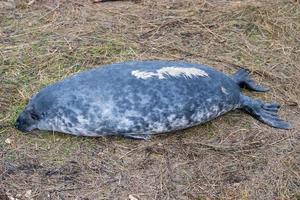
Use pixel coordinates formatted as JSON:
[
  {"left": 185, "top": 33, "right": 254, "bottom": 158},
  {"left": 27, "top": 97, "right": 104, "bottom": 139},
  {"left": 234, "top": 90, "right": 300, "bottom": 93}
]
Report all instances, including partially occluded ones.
[{"left": 16, "top": 60, "right": 291, "bottom": 139}]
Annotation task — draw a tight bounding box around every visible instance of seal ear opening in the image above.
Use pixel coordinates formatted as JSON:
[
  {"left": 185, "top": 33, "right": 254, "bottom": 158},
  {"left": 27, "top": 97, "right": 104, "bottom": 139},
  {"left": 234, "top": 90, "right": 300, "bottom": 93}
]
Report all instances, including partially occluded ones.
[
  {"left": 240, "top": 95, "right": 292, "bottom": 129},
  {"left": 232, "top": 69, "right": 269, "bottom": 92}
]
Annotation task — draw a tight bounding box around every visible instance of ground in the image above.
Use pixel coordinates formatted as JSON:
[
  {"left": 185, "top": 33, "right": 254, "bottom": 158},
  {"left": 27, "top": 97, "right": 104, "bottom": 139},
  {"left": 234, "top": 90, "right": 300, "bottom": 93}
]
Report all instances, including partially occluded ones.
[{"left": 0, "top": 0, "right": 300, "bottom": 199}]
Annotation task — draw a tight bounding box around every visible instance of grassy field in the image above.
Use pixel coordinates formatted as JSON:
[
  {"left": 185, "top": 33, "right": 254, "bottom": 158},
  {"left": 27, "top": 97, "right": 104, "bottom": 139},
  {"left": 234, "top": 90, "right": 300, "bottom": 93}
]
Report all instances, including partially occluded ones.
[{"left": 0, "top": 0, "right": 300, "bottom": 199}]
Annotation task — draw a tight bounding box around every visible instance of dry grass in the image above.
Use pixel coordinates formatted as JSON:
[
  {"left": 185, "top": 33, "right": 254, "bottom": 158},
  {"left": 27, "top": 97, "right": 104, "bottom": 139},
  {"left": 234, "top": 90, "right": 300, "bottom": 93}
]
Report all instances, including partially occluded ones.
[{"left": 0, "top": 0, "right": 300, "bottom": 199}]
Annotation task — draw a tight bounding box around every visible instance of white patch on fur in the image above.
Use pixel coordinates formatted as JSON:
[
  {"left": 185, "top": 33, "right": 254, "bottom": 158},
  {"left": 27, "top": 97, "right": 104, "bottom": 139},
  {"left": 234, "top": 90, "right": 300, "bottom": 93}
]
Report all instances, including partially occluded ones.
[
  {"left": 131, "top": 70, "right": 158, "bottom": 80},
  {"left": 170, "top": 116, "right": 189, "bottom": 129},
  {"left": 221, "top": 87, "right": 229, "bottom": 95},
  {"left": 167, "top": 114, "right": 176, "bottom": 122},
  {"left": 131, "top": 67, "right": 208, "bottom": 80},
  {"left": 211, "top": 105, "right": 219, "bottom": 112}
]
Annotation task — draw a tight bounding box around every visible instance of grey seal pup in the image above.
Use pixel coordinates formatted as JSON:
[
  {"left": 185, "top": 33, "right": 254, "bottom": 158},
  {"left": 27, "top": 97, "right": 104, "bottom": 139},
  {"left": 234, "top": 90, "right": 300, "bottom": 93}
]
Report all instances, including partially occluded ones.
[{"left": 16, "top": 60, "right": 291, "bottom": 139}]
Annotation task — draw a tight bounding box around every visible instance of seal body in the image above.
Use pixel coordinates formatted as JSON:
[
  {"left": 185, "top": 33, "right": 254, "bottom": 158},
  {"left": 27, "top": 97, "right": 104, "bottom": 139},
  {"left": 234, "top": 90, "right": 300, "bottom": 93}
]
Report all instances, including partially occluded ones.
[{"left": 16, "top": 60, "right": 291, "bottom": 138}]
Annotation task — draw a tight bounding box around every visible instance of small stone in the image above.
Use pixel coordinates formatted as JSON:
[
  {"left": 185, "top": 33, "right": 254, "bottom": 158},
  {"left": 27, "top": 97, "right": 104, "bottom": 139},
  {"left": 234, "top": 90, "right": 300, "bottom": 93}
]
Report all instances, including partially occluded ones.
[
  {"left": 5, "top": 138, "right": 12, "bottom": 145},
  {"left": 128, "top": 194, "right": 139, "bottom": 200},
  {"left": 6, "top": 192, "right": 19, "bottom": 200},
  {"left": 27, "top": 0, "right": 35, "bottom": 6},
  {"left": 24, "top": 190, "right": 32, "bottom": 198}
]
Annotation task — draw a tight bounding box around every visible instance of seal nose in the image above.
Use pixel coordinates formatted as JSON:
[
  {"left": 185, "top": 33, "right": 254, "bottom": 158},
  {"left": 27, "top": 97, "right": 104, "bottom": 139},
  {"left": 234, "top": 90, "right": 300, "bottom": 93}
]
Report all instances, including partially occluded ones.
[
  {"left": 15, "top": 116, "right": 21, "bottom": 130},
  {"left": 15, "top": 115, "right": 28, "bottom": 132}
]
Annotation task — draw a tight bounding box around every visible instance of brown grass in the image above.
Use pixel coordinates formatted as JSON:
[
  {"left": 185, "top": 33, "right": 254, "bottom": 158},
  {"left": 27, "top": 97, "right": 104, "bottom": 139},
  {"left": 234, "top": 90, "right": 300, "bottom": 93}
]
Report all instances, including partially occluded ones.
[{"left": 0, "top": 0, "right": 300, "bottom": 199}]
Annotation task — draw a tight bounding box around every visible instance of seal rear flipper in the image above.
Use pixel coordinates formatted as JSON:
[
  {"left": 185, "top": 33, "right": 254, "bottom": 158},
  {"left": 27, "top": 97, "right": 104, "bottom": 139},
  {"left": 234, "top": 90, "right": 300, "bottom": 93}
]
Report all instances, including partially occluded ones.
[
  {"left": 240, "top": 95, "right": 292, "bottom": 129},
  {"left": 232, "top": 69, "right": 269, "bottom": 92}
]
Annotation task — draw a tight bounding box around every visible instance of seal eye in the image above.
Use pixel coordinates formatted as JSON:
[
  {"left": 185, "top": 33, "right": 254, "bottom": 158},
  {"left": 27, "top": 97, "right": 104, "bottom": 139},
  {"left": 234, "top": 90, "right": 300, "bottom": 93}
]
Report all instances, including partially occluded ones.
[{"left": 30, "top": 112, "right": 39, "bottom": 120}]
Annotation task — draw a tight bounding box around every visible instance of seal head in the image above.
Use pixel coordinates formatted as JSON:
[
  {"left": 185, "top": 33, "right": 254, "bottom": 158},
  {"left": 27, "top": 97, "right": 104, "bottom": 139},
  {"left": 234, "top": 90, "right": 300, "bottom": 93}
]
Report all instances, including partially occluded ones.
[
  {"left": 16, "top": 106, "right": 41, "bottom": 132},
  {"left": 16, "top": 90, "right": 55, "bottom": 132}
]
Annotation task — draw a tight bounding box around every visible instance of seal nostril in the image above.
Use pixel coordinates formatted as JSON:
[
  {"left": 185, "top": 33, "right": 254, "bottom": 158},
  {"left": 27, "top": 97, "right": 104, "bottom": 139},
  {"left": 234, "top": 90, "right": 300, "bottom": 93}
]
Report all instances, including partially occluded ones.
[
  {"left": 15, "top": 121, "right": 19, "bottom": 128},
  {"left": 15, "top": 117, "right": 21, "bottom": 129}
]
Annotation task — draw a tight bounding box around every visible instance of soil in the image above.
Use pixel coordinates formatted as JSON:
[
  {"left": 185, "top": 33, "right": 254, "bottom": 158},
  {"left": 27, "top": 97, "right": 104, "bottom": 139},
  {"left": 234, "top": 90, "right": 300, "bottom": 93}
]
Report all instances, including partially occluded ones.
[{"left": 0, "top": 0, "right": 299, "bottom": 199}]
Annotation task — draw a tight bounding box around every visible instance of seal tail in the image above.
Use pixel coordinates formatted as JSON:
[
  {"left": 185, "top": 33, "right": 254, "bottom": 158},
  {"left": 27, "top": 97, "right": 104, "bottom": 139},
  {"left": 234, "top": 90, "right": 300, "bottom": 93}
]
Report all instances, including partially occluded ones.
[
  {"left": 232, "top": 69, "right": 269, "bottom": 92},
  {"left": 240, "top": 95, "right": 292, "bottom": 129}
]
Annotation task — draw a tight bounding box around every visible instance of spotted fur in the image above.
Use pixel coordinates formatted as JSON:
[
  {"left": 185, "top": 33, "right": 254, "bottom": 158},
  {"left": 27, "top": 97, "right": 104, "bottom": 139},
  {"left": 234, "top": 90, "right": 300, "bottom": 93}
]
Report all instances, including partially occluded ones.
[{"left": 16, "top": 60, "right": 291, "bottom": 138}]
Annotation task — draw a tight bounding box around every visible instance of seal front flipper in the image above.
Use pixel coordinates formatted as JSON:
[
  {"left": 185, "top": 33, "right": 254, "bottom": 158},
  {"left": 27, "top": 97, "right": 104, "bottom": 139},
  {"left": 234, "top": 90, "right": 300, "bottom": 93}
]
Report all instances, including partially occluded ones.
[
  {"left": 240, "top": 95, "right": 292, "bottom": 129},
  {"left": 232, "top": 69, "right": 269, "bottom": 92}
]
